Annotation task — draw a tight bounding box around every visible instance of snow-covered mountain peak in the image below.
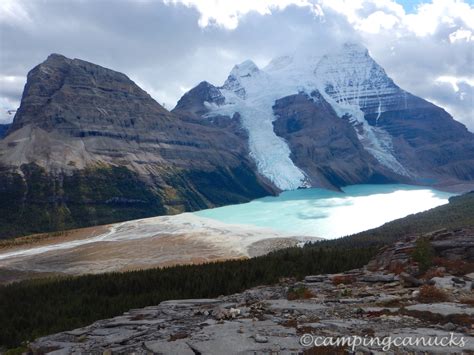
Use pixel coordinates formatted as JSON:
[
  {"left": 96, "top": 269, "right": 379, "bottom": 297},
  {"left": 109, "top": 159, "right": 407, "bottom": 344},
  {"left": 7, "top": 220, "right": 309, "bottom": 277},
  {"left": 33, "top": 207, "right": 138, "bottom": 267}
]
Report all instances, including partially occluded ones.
[
  {"left": 313, "top": 43, "right": 410, "bottom": 176},
  {"left": 229, "top": 60, "right": 260, "bottom": 77},
  {"left": 222, "top": 60, "right": 265, "bottom": 99},
  {"left": 264, "top": 55, "right": 293, "bottom": 72},
  {"left": 315, "top": 43, "right": 401, "bottom": 114},
  {"left": 202, "top": 42, "right": 413, "bottom": 188},
  {"left": 340, "top": 42, "right": 369, "bottom": 56}
]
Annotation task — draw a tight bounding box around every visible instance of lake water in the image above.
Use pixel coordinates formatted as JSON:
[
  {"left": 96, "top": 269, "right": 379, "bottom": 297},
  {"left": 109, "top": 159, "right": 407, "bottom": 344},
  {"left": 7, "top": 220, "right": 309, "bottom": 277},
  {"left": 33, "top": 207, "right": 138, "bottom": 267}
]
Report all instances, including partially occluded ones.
[{"left": 194, "top": 184, "right": 455, "bottom": 239}]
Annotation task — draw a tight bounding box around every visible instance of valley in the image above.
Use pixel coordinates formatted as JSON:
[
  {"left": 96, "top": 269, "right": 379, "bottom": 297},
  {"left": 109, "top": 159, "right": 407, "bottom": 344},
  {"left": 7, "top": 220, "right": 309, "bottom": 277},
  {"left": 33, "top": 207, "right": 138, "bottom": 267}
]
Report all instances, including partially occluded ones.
[{"left": 0, "top": 184, "right": 455, "bottom": 283}]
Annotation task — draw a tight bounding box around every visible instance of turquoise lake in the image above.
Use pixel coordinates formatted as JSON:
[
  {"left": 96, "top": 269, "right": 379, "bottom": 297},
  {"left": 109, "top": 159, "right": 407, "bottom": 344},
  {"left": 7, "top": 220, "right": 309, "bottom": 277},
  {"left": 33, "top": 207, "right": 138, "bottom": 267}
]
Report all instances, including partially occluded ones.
[{"left": 194, "top": 184, "right": 455, "bottom": 239}]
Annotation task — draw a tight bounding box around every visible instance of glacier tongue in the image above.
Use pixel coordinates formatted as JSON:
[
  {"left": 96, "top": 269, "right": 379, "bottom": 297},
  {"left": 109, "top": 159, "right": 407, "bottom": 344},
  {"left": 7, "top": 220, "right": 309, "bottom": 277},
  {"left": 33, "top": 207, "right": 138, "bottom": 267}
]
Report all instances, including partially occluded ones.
[
  {"left": 204, "top": 43, "right": 411, "bottom": 190},
  {"left": 207, "top": 61, "right": 308, "bottom": 190}
]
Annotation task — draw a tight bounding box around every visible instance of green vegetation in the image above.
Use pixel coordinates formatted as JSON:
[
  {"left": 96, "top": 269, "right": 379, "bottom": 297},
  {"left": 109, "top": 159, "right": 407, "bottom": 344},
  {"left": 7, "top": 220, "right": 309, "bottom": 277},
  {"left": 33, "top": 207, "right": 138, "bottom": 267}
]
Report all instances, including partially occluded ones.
[
  {"left": 0, "top": 191, "right": 472, "bottom": 349},
  {"left": 412, "top": 237, "right": 435, "bottom": 272},
  {"left": 181, "top": 164, "right": 271, "bottom": 206},
  {"left": 0, "top": 164, "right": 166, "bottom": 239},
  {"left": 0, "top": 163, "right": 270, "bottom": 239}
]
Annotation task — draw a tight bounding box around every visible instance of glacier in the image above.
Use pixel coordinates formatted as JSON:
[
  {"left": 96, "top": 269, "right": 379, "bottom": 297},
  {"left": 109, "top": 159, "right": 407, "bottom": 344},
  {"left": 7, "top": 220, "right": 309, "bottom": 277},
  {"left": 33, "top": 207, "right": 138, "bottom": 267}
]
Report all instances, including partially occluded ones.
[
  {"left": 204, "top": 43, "right": 411, "bottom": 190},
  {"left": 204, "top": 60, "right": 309, "bottom": 190}
]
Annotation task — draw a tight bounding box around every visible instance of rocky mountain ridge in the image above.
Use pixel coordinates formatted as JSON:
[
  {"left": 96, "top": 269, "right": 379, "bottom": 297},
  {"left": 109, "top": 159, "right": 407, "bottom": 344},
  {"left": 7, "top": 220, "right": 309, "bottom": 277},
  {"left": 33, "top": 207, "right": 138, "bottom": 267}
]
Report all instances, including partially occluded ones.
[
  {"left": 0, "top": 54, "right": 274, "bottom": 238},
  {"left": 176, "top": 42, "right": 474, "bottom": 190},
  {"left": 30, "top": 227, "right": 474, "bottom": 354}
]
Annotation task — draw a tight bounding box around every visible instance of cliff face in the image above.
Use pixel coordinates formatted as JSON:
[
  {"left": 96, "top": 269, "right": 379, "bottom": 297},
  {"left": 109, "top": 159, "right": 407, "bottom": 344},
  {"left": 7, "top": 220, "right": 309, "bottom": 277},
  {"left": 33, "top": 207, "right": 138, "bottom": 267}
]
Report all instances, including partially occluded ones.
[
  {"left": 3, "top": 54, "right": 253, "bottom": 173},
  {"left": 0, "top": 54, "right": 273, "bottom": 238}
]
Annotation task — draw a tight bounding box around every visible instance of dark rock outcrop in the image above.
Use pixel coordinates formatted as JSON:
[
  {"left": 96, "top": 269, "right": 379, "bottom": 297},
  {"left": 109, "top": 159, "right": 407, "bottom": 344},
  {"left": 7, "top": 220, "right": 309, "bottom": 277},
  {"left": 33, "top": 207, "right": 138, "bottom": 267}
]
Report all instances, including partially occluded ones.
[
  {"left": 272, "top": 91, "right": 401, "bottom": 189},
  {"left": 173, "top": 81, "right": 225, "bottom": 119},
  {"left": 367, "top": 228, "right": 474, "bottom": 274}
]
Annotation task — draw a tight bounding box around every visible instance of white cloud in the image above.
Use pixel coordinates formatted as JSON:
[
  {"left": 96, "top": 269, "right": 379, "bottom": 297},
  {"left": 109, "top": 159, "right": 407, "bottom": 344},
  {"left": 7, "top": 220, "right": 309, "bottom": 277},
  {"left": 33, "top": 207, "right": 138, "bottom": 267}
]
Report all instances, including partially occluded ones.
[
  {"left": 403, "top": 0, "right": 473, "bottom": 37},
  {"left": 357, "top": 11, "right": 400, "bottom": 33},
  {"left": 0, "top": 0, "right": 31, "bottom": 26},
  {"left": 164, "top": 0, "right": 323, "bottom": 29},
  {"left": 0, "top": 98, "right": 19, "bottom": 124},
  {"left": 0, "top": 75, "right": 24, "bottom": 123},
  {"left": 436, "top": 75, "right": 474, "bottom": 92},
  {"left": 449, "top": 28, "right": 473, "bottom": 42}
]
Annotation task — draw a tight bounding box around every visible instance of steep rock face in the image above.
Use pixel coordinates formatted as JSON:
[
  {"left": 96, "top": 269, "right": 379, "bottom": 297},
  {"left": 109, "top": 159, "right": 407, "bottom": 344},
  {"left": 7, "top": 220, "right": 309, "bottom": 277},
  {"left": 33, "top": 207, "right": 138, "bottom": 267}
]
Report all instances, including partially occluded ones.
[
  {"left": 272, "top": 91, "right": 400, "bottom": 188},
  {"left": 367, "top": 99, "right": 474, "bottom": 181},
  {"left": 0, "top": 55, "right": 273, "bottom": 238}
]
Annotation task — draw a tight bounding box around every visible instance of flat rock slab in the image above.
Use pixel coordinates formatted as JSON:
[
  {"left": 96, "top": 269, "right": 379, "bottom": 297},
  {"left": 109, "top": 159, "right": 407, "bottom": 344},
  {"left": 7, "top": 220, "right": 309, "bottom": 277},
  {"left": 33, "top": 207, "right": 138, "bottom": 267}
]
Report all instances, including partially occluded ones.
[
  {"left": 188, "top": 320, "right": 300, "bottom": 354},
  {"left": 360, "top": 273, "right": 397, "bottom": 283},
  {"left": 160, "top": 299, "right": 223, "bottom": 307},
  {"left": 265, "top": 299, "right": 327, "bottom": 311},
  {"left": 406, "top": 303, "right": 474, "bottom": 316},
  {"left": 144, "top": 340, "right": 195, "bottom": 355}
]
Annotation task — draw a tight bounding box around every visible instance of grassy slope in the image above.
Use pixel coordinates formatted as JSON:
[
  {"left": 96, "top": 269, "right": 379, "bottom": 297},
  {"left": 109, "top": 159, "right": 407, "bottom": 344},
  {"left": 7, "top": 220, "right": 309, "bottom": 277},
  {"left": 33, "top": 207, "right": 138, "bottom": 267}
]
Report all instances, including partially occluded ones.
[{"left": 0, "top": 192, "right": 472, "bottom": 349}]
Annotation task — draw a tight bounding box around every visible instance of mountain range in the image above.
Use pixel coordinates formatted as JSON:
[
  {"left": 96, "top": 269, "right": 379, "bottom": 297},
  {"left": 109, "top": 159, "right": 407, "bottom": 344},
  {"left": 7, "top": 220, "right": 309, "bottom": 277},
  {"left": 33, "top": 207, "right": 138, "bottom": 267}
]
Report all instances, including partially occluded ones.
[{"left": 0, "top": 43, "right": 473, "bottom": 238}]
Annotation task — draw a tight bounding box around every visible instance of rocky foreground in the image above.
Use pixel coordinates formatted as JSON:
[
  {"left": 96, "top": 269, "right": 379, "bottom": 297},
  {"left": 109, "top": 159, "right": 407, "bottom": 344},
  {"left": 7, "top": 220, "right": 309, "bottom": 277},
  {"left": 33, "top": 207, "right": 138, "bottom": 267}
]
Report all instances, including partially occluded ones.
[{"left": 31, "top": 228, "right": 474, "bottom": 354}]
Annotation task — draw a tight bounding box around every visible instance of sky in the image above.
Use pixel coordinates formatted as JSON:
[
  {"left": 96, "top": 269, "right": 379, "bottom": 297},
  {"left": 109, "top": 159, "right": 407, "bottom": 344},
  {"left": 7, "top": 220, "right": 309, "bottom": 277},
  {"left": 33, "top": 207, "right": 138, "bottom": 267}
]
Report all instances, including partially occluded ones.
[{"left": 0, "top": 0, "right": 473, "bottom": 131}]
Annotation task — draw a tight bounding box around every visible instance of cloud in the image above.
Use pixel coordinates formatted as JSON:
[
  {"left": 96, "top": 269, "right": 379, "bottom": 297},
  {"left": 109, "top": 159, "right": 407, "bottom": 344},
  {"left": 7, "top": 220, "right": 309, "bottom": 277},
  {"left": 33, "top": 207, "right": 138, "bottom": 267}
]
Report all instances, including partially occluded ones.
[
  {"left": 164, "top": 0, "right": 324, "bottom": 29},
  {"left": 0, "top": 0, "right": 32, "bottom": 27},
  {"left": 0, "top": 0, "right": 472, "bottom": 131}
]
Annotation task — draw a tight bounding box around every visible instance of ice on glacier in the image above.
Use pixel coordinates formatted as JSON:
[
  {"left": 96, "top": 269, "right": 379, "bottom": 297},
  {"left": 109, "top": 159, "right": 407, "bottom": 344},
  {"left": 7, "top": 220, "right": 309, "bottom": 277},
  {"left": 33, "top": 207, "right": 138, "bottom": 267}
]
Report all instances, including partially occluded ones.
[{"left": 206, "top": 61, "right": 308, "bottom": 191}]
